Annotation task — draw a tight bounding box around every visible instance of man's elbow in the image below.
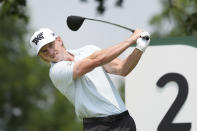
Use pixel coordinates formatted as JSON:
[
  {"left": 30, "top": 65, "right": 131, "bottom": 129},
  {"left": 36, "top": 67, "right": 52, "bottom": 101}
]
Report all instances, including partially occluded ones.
[
  {"left": 120, "top": 68, "right": 134, "bottom": 76},
  {"left": 114, "top": 64, "right": 128, "bottom": 77},
  {"left": 120, "top": 66, "right": 135, "bottom": 77},
  {"left": 118, "top": 68, "right": 129, "bottom": 77},
  {"left": 120, "top": 72, "right": 128, "bottom": 77}
]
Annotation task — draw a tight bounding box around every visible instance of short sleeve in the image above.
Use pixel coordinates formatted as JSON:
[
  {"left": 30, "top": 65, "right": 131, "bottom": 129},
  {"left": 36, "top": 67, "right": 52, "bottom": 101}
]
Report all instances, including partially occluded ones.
[
  {"left": 84, "top": 45, "right": 101, "bottom": 55},
  {"left": 88, "top": 45, "right": 101, "bottom": 52},
  {"left": 49, "top": 61, "right": 74, "bottom": 88}
]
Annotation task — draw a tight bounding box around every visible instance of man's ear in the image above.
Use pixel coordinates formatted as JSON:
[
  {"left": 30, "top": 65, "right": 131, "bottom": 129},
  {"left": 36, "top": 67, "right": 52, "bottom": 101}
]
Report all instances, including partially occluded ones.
[{"left": 38, "top": 53, "right": 50, "bottom": 63}]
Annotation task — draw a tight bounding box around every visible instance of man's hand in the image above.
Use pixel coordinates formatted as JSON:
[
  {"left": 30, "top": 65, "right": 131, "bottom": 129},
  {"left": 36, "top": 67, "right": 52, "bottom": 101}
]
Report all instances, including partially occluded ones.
[
  {"left": 136, "top": 31, "right": 151, "bottom": 52},
  {"left": 126, "top": 29, "right": 144, "bottom": 45}
]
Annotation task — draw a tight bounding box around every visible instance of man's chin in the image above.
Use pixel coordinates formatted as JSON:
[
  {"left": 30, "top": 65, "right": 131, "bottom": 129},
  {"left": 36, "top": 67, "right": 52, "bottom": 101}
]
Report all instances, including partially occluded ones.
[{"left": 50, "top": 58, "right": 61, "bottom": 63}]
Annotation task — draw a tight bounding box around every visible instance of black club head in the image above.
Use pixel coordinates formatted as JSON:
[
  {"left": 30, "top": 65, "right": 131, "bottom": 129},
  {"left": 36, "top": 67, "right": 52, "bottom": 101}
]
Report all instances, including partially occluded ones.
[{"left": 67, "top": 15, "right": 85, "bottom": 31}]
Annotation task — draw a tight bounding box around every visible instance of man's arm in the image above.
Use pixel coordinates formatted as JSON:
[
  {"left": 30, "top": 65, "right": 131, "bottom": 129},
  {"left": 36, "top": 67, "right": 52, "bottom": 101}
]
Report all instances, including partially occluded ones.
[
  {"left": 73, "top": 29, "right": 144, "bottom": 79},
  {"left": 103, "top": 31, "right": 150, "bottom": 76},
  {"left": 103, "top": 48, "right": 143, "bottom": 76}
]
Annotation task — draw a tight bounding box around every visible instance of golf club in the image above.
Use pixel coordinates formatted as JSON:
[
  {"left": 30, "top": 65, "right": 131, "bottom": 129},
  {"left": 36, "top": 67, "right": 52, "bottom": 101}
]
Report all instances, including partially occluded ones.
[{"left": 66, "top": 15, "right": 149, "bottom": 40}]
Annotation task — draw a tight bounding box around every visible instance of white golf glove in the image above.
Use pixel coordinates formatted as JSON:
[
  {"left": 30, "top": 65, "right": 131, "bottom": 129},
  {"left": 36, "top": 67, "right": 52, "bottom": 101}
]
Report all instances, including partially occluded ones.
[{"left": 136, "top": 31, "right": 151, "bottom": 52}]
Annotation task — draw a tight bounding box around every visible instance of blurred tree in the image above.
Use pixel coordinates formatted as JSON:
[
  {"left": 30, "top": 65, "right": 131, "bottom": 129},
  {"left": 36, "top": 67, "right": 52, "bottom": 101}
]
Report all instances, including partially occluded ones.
[
  {"left": 150, "top": 0, "right": 197, "bottom": 37},
  {"left": 0, "top": 0, "right": 82, "bottom": 131},
  {"left": 118, "top": 81, "right": 125, "bottom": 103},
  {"left": 0, "top": 0, "right": 28, "bottom": 22},
  {"left": 80, "top": 0, "right": 124, "bottom": 14}
]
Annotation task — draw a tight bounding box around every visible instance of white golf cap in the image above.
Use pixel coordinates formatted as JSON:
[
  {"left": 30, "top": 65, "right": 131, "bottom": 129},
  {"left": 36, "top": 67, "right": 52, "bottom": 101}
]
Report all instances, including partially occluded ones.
[{"left": 30, "top": 28, "right": 57, "bottom": 54}]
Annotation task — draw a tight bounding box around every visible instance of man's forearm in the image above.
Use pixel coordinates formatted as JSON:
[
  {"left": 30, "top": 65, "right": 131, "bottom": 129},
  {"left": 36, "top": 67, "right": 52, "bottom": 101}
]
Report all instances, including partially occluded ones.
[
  {"left": 120, "top": 48, "right": 143, "bottom": 76},
  {"left": 88, "top": 39, "right": 135, "bottom": 66}
]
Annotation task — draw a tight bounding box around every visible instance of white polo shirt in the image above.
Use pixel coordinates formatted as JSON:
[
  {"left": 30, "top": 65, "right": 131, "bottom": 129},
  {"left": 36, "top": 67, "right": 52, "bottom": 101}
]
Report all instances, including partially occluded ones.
[{"left": 49, "top": 45, "right": 126, "bottom": 119}]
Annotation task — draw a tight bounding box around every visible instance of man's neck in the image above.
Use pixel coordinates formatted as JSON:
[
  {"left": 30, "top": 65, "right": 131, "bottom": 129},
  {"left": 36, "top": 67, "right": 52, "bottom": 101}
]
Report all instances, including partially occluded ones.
[{"left": 60, "top": 48, "right": 74, "bottom": 62}]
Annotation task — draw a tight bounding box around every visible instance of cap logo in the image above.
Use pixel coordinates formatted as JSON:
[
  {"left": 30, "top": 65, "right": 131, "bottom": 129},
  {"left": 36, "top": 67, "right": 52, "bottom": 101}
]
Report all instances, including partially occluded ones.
[
  {"left": 32, "top": 32, "right": 44, "bottom": 45},
  {"left": 51, "top": 33, "right": 55, "bottom": 36}
]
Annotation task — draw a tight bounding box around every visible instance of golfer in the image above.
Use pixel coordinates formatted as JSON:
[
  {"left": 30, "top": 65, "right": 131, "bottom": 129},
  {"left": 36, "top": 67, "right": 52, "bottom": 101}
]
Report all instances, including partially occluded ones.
[{"left": 30, "top": 28, "right": 150, "bottom": 131}]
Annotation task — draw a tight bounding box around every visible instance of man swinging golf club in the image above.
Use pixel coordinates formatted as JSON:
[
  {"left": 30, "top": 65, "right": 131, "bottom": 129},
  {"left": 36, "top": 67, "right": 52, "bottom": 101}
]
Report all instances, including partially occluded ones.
[{"left": 30, "top": 18, "right": 150, "bottom": 131}]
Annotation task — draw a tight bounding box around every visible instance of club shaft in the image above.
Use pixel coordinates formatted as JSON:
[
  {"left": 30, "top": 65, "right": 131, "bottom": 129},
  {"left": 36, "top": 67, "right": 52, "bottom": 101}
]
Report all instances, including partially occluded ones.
[{"left": 85, "top": 17, "right": 135, "bottom": 33}]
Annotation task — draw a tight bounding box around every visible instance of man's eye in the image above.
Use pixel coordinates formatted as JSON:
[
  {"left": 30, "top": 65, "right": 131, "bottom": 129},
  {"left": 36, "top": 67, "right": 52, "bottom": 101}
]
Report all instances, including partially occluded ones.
[
  {"left": 49, "top": 43, "right": 53, "bottom": 48},
  {"left": 42, "top": 49, "right": 47, "bottom": 53}
]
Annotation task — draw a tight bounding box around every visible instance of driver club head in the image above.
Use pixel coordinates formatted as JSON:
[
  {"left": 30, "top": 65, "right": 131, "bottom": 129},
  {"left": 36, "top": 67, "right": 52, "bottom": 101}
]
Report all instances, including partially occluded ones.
[{"left": 67, "top": 15, "right": 86, "bottom": 31}]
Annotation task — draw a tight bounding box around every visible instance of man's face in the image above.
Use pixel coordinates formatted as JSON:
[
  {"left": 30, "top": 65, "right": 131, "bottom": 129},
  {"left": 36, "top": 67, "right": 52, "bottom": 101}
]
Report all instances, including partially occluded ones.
[{"left": 38, "top": 37, "right": 64, "bottom": 62}]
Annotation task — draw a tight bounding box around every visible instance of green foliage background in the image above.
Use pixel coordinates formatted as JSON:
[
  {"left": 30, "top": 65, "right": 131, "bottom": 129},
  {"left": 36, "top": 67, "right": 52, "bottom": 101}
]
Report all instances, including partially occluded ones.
[
  {"left": 0, "top": 0, "right": 82, "bottom": 131},
  {"left": 150, "top": 0, "right": 197, "bottom": 36}
]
